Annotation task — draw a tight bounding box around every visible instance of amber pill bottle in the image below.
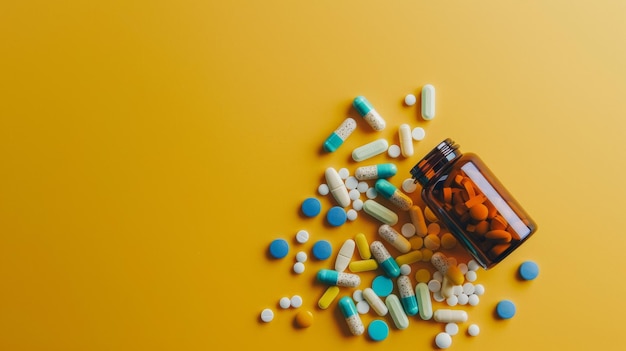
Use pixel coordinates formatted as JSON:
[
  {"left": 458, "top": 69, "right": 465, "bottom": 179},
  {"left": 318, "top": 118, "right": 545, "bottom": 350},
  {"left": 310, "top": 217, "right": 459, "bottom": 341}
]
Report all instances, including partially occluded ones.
[{"left": 410, "top": 139, "right": 537, "bottom": 269}]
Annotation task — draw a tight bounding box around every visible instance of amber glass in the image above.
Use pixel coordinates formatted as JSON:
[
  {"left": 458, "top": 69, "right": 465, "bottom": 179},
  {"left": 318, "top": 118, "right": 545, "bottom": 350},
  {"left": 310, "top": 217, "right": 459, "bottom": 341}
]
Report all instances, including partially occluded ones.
[{"left": 410, "top": 139, "right": 537, "bottom": 269}]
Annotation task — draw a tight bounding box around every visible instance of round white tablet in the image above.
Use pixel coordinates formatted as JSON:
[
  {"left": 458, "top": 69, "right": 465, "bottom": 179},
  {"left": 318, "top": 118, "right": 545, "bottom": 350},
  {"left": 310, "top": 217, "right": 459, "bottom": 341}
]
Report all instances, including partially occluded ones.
[
  {"left": 404, "top": 94, "right": 417, "bottom": 106},
  {"left": 457, "top": 293, "right": 469, "bottom": 305},
  {"left": 356, "top": 300, "right": 370, "bottom": 314},
  {"left": 412, "top": 127, "right": 426, "bottom": 141},
  {"left": 260, "top": 308, "right": 274, "bottom": 322},
  {"left": 468, "top": 324, "right": 480, "bottom": 336},
  {"left": 352, "top": 199, "right": 364, "bottom": 211},
  {"left": 400, "top": 264, "right": 411, "bottom": 276},
  {"left": 473, "top": 284, "right": 485, "bottom": 296},
  {"left": 318, "top": 183, "right": 329, "bottom": 196},
  {"left": 468, "top": 294, "right": 480, "bottom": 306},
  {"left": 357, "top": 181, "right": 369, "bottom": 193},
  {"left": 296, "top": 251, "right": 308, "bottom": 263},
  {"left": 295, "top": 230, "right": 309, "bottom": 244},
  {"left": 290, "top": 295, "right": 303, "bottom": 308},
  {"left": 388, "top": 145, "right": 401, "bottom": 158},
  {"left": 347, "top": 209, "right": 358, "bottom": 221},
  {"left": 445, "top": 323, "right": 459, "bottom": 336},
  {"left": 345, "top": 176, "right": 359, "bottom": 190},
  {"left": 468, "top": 259, "right": 480, "bottom": 271},
  {"left": 435, "top": 332, "right": 452, "bottom": 348},
  {"left": 353, "top": 289, "right": 364, "bottom": 302},
  {"left": 293, "top": 262, "right": 305, "bottom": 274},
  {"left": 366, "top": 187, "right": 378, "bottom": 199},
  {"left": 402, "top": 178, "right": 418, "bottom": 193},
  {"left": 349, "top": 189, "right": 361, "bottom": 201},
  {"left": 338, "top": 168, "right": 350, "bottom": 179},
  {"left": 279, "top": 297, "right": 291, "bottom": 309},
  {"left": 465, "top": 270, "right": 478, "bottom": 282},
  {"left": 401, "top": 223, "right": 416, "bottom": 237}
]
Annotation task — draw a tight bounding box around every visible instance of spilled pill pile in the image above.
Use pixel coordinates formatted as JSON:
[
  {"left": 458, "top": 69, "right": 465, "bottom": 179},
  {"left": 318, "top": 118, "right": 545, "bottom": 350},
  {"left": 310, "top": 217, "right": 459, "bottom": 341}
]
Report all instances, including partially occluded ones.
[{"left": 259, "top": 87, "right": 539, "bottom": 348}]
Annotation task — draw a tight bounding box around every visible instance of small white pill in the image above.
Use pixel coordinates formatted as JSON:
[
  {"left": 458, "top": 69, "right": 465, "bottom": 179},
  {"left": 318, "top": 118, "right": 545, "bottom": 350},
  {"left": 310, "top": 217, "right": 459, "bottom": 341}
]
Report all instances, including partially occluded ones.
[
  {"left": 357, "top": 181, "right": 369, "bottom": 193},
  {"left": 352, "top": 199, "right": 364, "bottom": 211},
  {"left": 387, "top": 144, "right": 401, "bottom": 158},
  {"left": 468, "top": 259, "right": 480, "bottom": 271},
  {"left": 457, "top": 293, "right": 469, "bottom": 306},
  {"left": 291, "top": 295, "right": 303, "bottom": 308},
  {"left": 345, "top": 176, "right": 359, "bottom": 190},
  {"left": 349, "top": 189, "right": 361, "bottom": 201},
  {"left": 458, "top": 263, "right": 468, "bottom": 274},
  {"left": 404, "top": 94, "right": 416, "bottom": 106},
  {"left": 462, "top": 283, "right": 475, "bottom": 295},
  {"left": 468, "top": 294, "right": 480, "bottom": 306},
  {"left": 400, "top": 264, "right": 411, "bottom": 276},
  {"left": 293, "top": 262, "right": 305, "bottom": 274},
  {"left": 468, "top": 324, "right": 480, "bottom": 336},
  {"left": 318, "top": 183, "right": 330, "bottom": 196},
  {"left": 296, "top": 251, "right": 308, "bottom": 263},
  {"left": 465, "top": 270, "right": 477, "bottom": 282},
  {"left": 402, "top": 178, "right": 418, "bottom": 193},
  {"left": 366, "top": 187, "right": 378, "bottom": 199},
  {"left": 279, "top": 297, "right": 291, "bottom": 309},
  {"left": 435, "top": 332, "right": 452, "bottom": 349},
  {"left": 260, "top": 308, "right": 274, "bottom": 322},
  {"left": 452, "top": 285, "right": 463, "bottom": 296},
  {"left": 433, "top": 291, "right": 445, "bottom": 302},
  {"left": 401, "top": 223, "right": 416, "bottom": 237},
  {"left": 356, "top": 300, "right": 370, "bottom": 314},
  {"left": 412, "top": 127, "right": 426, "bottom": 141},
  {"left": 296, "top": 230, "right": 310, "bottom": 244},
  {"left": 473, "top": 284, "right": 485, "bottom": 296},
  {"left": 445, "top": 323, "right": 459, "bottom": 336},
  {"left": 347, "top": 209, "right": 358, "bottom": 221},
  {"left": 446, "top": 295, "right": 458, "bottom": 306},
  {"left": 338, "top": 168, "right": 350, "bottom": 179},
  {"left": 353, "top": 289, "right": 364, "bottom": 302},
  {"left": 428, "top": 279, "right": 442, "bottom": 292}
]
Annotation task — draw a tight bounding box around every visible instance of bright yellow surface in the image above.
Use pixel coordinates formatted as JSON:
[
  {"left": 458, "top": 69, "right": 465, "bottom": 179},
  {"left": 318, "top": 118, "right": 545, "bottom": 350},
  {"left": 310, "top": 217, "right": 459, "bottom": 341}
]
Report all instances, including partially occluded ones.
[{"left": 2, "top": 1, "right": 626, "bottom": 350}]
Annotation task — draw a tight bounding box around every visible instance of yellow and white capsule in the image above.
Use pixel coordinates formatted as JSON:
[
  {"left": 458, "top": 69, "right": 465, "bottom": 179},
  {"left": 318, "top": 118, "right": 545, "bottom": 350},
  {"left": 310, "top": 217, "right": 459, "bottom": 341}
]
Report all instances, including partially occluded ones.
[
  {"left": 378, "top": 224, "right": 412, "bottom": 254},
  {"left": 362, "top": 288, "right": 388, "bottom": 316}
]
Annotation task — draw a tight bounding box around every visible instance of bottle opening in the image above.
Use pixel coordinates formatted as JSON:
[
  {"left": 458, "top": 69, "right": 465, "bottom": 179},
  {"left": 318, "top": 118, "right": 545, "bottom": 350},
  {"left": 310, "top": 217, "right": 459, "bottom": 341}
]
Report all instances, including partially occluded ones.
[{"left": 410, "top": 139, "right": 461, "bottom": 186}]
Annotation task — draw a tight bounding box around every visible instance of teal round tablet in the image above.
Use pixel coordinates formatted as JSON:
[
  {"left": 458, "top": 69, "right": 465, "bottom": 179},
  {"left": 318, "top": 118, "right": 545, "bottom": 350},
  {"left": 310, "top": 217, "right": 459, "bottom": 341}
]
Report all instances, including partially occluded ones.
[
  {"left": 372, "top": 275, "right": 394, "bottom": 297},
  {"left": 268, "top": 239, "right": 289, "bottom": 259},
  {"left": 326, "top": 206, "right": 347, "bottom": 226},
  {"left": 496, "top": 300, "right": 516, "bottom": 319},
  {"left": 312, "top": 240, "right": 333, "bottom": 260},
  {"left": 302, "top": 197, "right": 322, "bottom": 217},
  {"left": 519, "top": 261, "right": 539, "bottom": 280},
  {"left": 368, "top": 320, "right": 389, "bottom": 341}
]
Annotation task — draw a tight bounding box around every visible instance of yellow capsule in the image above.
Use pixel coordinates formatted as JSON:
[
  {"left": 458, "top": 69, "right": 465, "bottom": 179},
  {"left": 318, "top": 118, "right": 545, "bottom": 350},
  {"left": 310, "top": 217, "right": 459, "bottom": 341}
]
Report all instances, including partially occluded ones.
[
  {"left": 349, "top": 259, "right": 379, "bottom": 272},
  {"left": 395, "top": 250, "right": 423, "bottom": 266},
  {"left": 318, "top": 286, "right": 340, "bottom": 310},
  {"left": 355, "top": 233, "right": 371, "bottom": 259},
  {"left": 409, "top": 205, "right": 428, "bottom": 237}
]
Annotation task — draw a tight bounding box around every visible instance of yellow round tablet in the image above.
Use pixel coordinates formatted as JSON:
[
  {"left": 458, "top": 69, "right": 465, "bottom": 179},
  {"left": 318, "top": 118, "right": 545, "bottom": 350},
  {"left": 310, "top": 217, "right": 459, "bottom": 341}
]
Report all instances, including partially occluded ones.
[
  {"left": 424, "top": 234, "right": 441, "bottom": 251},
  {"left": 409, "top": 236, "right": 424, "bottom": 250},
  {"left": 424, "top": 206, "right": 439, "bottom": 222},
  {"left": 295, "top": 310, "right": 314, "bottom": 328},
  {"left": 415, "top": 268, "right": 431, "bottom": 283},
  {"left": 440, "top": 233, "right": 457, "bottom": 249}
]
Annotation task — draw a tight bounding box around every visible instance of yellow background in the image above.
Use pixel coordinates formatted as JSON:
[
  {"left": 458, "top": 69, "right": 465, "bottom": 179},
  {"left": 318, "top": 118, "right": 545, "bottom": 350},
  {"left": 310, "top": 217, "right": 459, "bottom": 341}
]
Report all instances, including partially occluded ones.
[{"left": 1, "top": 1, "right": 626, "bottom": 350}]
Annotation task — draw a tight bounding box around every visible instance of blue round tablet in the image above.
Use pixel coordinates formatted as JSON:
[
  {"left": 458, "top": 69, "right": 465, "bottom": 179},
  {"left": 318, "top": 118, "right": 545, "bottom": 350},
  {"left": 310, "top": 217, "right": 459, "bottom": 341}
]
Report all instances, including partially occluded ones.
[
  {"left": 496, "top": 300, "right": 516, "bottom": 319},
  {"left": 372, "top": 275, "right": 394, "bottom": 297},
  {"left": 312, "top": 240, "right": 333, "bottom": 260},
  {"left": 326, "top": 206, "right": 347, "bottom": 227},
  {"left": 368, "top": 320, "right": 389, "bottom": 341},
  {"left": 301, "top": 197, "right": 321, "bottom": 217},
  {"left": 519, "top": 261, "right": 539, "bottom": 280},
  {"left": 268, "top": 239, "right": 289, "bottom": 259}
]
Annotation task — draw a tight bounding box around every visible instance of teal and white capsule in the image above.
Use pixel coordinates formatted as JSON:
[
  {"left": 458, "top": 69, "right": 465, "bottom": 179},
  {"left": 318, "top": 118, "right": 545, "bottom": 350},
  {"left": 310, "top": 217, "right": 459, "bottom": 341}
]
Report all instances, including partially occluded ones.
[
  {"left": 375, "top": 179, "right": 413, "bottom": 211},
  {"left": 370, "top": 241, "right": 400, "bottom": 278},
  {"left": 338, "top": 296, "right": 365, "bottom": 335},
  {"left": 323, "top": 117, "right": 357, "bottom": 152},
  {"left": 355, "top": 163, "right": 397, "bottom": 180},
  {"left": 317, "top": 269, "right": 360, "bottom": 287},
  {"left": 353, "top": 96, "right": 386, "bottom": 131},
  {"left": 397, "top": 275, "right": 418, "bottom": 316}
]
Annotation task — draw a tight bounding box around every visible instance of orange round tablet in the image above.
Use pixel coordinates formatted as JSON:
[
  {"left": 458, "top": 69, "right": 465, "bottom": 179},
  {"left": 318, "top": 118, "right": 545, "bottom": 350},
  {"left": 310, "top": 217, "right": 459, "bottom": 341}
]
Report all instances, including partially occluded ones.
[
  {"left": 295, "top": 310, "right": 314, "bottom": 328},
  {"left": 469, "top": 203, "right": 488, "bottom": 221}
]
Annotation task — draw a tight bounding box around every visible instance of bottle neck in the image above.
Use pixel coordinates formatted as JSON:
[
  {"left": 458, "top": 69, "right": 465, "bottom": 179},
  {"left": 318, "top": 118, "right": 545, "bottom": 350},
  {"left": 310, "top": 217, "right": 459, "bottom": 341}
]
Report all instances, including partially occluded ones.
[{"left": 410, "top": 139, "right": 462, "bottom": 186}]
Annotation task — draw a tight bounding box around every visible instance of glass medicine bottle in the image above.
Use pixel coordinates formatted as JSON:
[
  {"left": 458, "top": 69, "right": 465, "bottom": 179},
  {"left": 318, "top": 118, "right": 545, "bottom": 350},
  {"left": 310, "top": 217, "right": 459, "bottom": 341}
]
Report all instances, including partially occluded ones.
[{"left": 410, "top": 139, "right": 537, "bottom": 269}]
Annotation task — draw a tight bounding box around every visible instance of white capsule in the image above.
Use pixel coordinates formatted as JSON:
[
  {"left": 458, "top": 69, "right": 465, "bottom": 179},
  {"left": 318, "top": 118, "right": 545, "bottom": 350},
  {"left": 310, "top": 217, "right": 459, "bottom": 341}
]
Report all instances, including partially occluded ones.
[
  {"left": 398, "top": 124, "right": 414, "bottom": 157},
  {"left": 363, "top": 287, "right": 388, "bottom": 316},
  {"left": 421, "top": 84, "right": 436, "bottom": 120},
  {"left": 352, "top": 139, "right": 389, "bottom": 162},
  {"left": 325, "top": 167, "right": 351, "bottom": 207},
  {"left": 434, "top": 309, "right": 468, "bottom": 323}
]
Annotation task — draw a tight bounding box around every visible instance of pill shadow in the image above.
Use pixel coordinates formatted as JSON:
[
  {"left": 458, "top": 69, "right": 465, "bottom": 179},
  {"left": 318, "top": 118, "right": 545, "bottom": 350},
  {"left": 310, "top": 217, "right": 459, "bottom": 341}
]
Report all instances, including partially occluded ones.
[{"left": 331, "top": 299, "right": 356, "bottom": 337}]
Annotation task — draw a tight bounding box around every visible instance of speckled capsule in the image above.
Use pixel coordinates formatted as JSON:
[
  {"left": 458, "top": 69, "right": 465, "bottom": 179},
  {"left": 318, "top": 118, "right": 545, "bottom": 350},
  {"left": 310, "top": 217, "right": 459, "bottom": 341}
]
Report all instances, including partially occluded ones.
[
  {"left": 317, "top": 269, "right": 361, "bottom": 288},
  {"left": 355, "top": 163, "right": 398, "bottom": 181},
  {"left": 353, "top": 96, "right": 386, "bottom": 131},
  {"left": 397, "top": 275, "right": 418, "bottom": 316},
  {"left": 378, "top": 224, "right": 412, "bottom": 254},
  {"left": 338, "top": 296, "right": 365, "bottom": 336},
  {"left": 375, "top": 179, "right": 413, "bottom": 211},
  {"left": 370, "top": 241, "right": 400, "bottom": 278}
]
